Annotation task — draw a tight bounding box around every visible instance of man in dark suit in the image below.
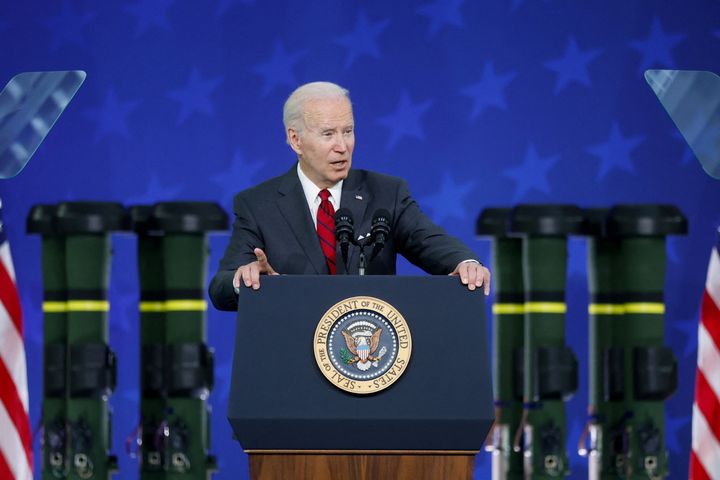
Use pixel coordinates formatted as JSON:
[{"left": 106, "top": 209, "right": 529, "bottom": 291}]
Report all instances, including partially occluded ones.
[{"left": 209, "top": 82, "right": 490, "bottom": 311}]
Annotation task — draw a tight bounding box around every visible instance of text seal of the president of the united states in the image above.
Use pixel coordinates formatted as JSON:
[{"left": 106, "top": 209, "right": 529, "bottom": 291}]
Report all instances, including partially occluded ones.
[{"left": 313, "top": 296, "right": 412, "bottom": 394}]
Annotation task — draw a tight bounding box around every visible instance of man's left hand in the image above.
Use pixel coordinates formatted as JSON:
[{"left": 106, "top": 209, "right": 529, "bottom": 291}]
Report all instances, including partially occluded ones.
[{"left": 450, "top": 261, "right": 491, "bottom": 295}]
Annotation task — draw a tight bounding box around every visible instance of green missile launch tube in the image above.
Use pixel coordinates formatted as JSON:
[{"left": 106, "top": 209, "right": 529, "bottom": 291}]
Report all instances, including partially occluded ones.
[
  {"left": 131, "top": 205, "right": 167, "bottom": 479},
  {"left": 29, "top": 202, "right": 126, "bottom": 479},
  {"left": 581, "top": 208, "right": 624, "bottom": 480},
  {"left": 585, "top": 205, "right": 686, "bottom": 479},
  {"left": 477, "top": 208, "right": 524, "bottom": 480},
  {"left": 510, "top": 205, "right": 582, "bottom": 479},
  {"left": 58, "top": 202, "right": 126, "bottom": 480},
  {"left": 28, "top": 205, "right": 70, "bottom": 480},
  {"left": 133, "top": 202, "right": 227, "bottom": 480}
]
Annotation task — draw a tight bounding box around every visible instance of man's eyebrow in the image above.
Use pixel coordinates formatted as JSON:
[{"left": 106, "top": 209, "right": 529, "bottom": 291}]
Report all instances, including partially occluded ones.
[{"left": 313, "top": 120, "right": 354, "bottom": 131}]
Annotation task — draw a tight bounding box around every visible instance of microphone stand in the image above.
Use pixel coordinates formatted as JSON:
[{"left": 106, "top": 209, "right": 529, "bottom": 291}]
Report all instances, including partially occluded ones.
[
  {"left": 356, "top": 238, "right": 370, "bottom": 276},
  {"left": 358, "top": 246, "right": 366, "bottom": 276},
  {"left": 355, "top": 237, "right": 382, "bottom": 276}
]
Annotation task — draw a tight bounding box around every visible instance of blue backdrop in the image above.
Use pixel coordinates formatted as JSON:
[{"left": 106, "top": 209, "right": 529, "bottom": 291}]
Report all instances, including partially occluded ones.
[{"left": 2, "top": 1, "right": 720, "bottom": 478}]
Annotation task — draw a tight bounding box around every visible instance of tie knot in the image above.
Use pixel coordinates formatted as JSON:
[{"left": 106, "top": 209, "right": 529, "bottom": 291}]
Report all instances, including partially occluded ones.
[{"left": 319, "top": 189, "right": 331, "bottom": 202}]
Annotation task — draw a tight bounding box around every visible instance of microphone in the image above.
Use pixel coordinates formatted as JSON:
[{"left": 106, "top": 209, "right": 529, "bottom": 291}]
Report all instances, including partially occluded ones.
[
  {"left": 370, "top": 209, "right": 391, "bottom": 261},
  {"left": 334, "top": 208, "right": 354, "bottom": 270}
]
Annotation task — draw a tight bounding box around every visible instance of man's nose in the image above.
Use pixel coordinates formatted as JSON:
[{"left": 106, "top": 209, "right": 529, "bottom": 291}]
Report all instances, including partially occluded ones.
[{"left": 334, "top": 135, "right": 347, "bottom": 152}]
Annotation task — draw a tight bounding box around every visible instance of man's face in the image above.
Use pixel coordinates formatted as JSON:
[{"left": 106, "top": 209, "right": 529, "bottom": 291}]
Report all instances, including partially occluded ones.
[{"left": 289, "top": 97, "right": 355, "bottom": 189}]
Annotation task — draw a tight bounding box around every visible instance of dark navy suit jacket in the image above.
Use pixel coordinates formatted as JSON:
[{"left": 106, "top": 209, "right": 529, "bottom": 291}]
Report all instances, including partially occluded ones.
[{"left": 208, "top": 165, "right": 478, "bottom": 311}]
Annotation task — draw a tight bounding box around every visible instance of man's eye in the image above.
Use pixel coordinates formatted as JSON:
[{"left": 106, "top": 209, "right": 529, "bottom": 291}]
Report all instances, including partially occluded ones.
[{"left": 323, "top": 132, "right": 333, "bottom": 137}]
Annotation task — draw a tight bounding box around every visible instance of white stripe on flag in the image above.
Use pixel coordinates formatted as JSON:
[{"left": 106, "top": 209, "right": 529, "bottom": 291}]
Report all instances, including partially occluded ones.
[
  {"left": 0, "top": 301, "right": 29, "bottom": 411},
  {"left": 698, "top": 322, "right": 720, "bottom": 403},
  {"left": 692, "top": 403, "right": 720, "bottom": 480},
  {"left": 0, "top": 243, "right": 15, "bottom": 282},
  {"left": 707, "top": 246, "right": 720, "bottom": 309},
  {"left": 0, "top": 401, "right": 32, "bottom": 480}
]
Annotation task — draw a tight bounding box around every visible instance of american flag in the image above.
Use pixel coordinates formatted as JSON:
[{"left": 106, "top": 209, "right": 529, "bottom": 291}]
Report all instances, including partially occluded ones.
[
  {"left": 0, "top": 199, "right": 32, "bottom": 479},
  {"left": 690, "top": 228, "right": 720, "bottom": 480}
]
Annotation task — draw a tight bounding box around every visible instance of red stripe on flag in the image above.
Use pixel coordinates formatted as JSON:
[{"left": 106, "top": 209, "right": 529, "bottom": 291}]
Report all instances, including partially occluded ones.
[
  {"left": 0, "top": 450, "right": 15, "bottom": 480},
  {"left": 0, "top": 360, "right": 32, "bottom": 469},
  {"left": 690, "top": 450, "right": 712, "bottom": 480},
  {"left": 0, "top": 261, "right": 22, "bottom": 335},
  {"left": 695, "top": 370, "right": 720, "bottom": 443},
  {"left": 701, "top": 290, "right": 720, "bottom": 354}
]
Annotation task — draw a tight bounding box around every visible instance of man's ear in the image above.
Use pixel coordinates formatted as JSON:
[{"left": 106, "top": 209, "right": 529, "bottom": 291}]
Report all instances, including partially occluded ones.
[{"left": 288, "top": 128, "right": 302, "bottom": 155}]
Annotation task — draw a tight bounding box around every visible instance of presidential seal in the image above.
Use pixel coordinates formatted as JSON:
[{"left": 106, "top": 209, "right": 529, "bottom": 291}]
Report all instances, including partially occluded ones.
[{"left": 313, "top": 296, "right": 412, "bottom": 394}]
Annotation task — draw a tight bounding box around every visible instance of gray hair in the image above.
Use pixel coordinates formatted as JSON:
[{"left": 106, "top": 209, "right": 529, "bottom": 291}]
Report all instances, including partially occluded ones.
[{"left": 283, "top": 82, "right": 351, "bottom": 141}]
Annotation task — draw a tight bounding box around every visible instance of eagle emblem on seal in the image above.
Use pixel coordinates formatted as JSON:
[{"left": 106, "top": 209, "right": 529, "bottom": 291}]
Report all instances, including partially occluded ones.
[{"left": 340, "top": 320, "right": 387, "bottom": 371}]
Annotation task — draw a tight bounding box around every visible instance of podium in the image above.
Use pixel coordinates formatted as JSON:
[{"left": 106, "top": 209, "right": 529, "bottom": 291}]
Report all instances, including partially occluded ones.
[{"left": 227, "top": 276, "right": 493, "bottom": 480}]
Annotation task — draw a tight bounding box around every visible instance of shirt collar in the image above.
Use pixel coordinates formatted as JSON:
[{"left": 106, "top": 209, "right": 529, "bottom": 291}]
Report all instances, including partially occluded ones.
[{"left": 296, "top": 162, "right": 343, "bottom": 207}]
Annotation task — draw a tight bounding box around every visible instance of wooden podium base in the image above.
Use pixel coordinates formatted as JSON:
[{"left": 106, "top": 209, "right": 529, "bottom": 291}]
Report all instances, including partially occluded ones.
[{"left": 247, "top": 450, "right": 477, "bottom": 480}]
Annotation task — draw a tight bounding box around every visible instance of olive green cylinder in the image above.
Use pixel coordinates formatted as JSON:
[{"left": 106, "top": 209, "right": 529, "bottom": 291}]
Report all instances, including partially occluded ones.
[
  {"left": 161, "top": 234, "right": 213, "bottom": 480},
  {"left": 40, "top": 235, "right": 70, "bottom": 480},
  {"left": 522, "top": 236, "right": 571, "bottom": 479},
  {"left": 29, "top": 201, "right": 124, "bottom": 480},
  {"left": 134, "top": 202, "right": 227, "bottom": 480},
  {"left": 492, "top": 238, "right": 525, "bottom": 480},
  {"left": 162, "top": 235, "right": 208, "bottom": 342},
  {"left": 137, "top": 232, "right": 168, "bottom": 480},
  {"left": 617, "top": 237, "right": 669, "bottom": 479},
  {"left": 587, "top": 235, "right": 631, "bottom": 479},
  {"left": 510, "top": 204, "right": 583, "bottom": 480},
  {"left": 477, "top": 208, "right": 525, "bottom": 480},
  {"left": 586, "top": 205, "right": 686, "bottom": 480},
  {"left": 64, "top": 234, "right": 115, "bottom": 480}
]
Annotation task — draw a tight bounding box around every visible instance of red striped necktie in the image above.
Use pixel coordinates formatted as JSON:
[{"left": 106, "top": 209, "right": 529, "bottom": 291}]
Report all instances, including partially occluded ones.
[{"left": 317, "top": 189, "right": 336, "bottom": 274}]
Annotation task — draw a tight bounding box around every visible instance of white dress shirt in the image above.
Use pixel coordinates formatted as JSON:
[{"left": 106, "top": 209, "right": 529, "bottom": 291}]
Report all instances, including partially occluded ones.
[{"left": 297, "top": 163, "right": 343, "bottom": 227}]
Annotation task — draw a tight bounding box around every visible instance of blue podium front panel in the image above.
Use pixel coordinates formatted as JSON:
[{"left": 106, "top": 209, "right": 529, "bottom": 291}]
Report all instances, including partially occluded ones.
[{"left": 227, "top": 275, "right": 493, "bottom": 451}]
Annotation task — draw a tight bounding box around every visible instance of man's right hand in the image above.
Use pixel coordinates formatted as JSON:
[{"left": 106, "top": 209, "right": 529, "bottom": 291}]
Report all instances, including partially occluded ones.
[{"left": 233, "top": 248, "right": 278, "bottom": 291}]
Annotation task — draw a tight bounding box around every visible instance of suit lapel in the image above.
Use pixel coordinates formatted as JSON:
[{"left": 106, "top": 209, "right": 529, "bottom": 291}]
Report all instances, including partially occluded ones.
[
  {"left": 340, "top": 170, "right": 370, "bottom": 272},
  {"left": 276, "top": 167, "right": 327, "bottom": 274}
]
